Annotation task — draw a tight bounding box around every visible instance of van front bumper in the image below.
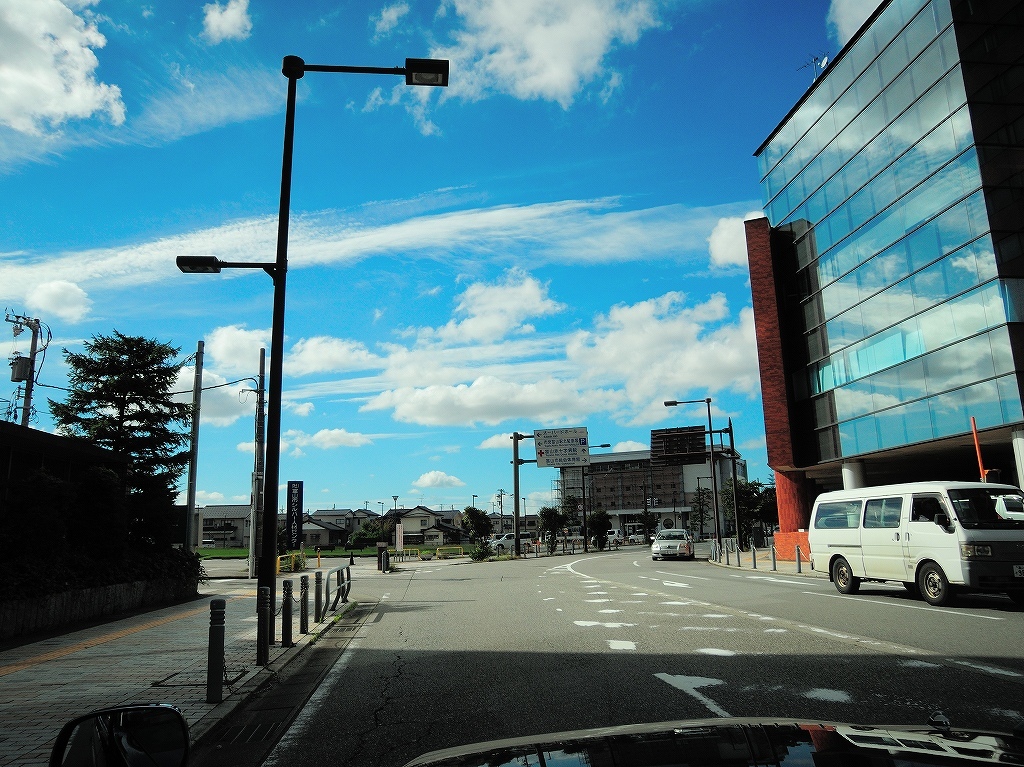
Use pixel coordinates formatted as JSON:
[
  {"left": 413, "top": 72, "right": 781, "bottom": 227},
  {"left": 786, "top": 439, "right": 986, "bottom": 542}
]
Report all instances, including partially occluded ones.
[{"left": 961, "top": 560, "right": 1024, "bottom": 591}]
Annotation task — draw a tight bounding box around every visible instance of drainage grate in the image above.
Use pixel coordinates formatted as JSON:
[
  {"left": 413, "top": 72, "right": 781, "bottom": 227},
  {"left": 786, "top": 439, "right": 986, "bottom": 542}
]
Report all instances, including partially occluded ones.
[{"left": 215, "top": 721, "right": 282, "bottom": 744}]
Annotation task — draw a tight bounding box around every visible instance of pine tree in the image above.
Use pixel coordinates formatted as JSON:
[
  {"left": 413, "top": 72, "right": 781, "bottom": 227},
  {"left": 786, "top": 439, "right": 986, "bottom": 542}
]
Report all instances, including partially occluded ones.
[{"left": 49, "top": 331, "right": 191, "bottom": 547}]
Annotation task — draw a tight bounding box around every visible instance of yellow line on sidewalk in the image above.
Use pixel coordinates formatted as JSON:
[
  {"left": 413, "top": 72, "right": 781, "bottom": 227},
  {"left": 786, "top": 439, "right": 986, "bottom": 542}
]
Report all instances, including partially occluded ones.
[{"left": 0, "top": 596, "right": 247, "bottom": 678}]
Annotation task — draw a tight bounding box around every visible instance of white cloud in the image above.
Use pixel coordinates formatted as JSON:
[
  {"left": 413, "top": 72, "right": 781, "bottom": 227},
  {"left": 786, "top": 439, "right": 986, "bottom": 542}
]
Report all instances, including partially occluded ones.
[
  {"left": 363, "top": 375, "right": 619, "bottom": 426},
  {"left": 283, "top": 401, "right": 315, "bottom": 417},
  {"left": 25, "top": 280, "right": 92, "bottom": 323},
  {"left": 613, "top": 440, "right": 648, "bottom": 452},
  {"left": 707, "top": 211, "right": 761, "bottom": 269},
  {"left": 373, "top": 2, "right": 409, "bottom": 38},
  {"left": 205, "top": 324, "right": 271, "bottom": 376},
  {"left": 130, "top": 66, "right": 280, "bottom": 145},
  {"left": 826, "top": 0, "right": 875, "bottom": 47},
  {"left": 436, "top": 0, "right": 660, "bottom": 108},
  {"left": 478, "top": 433, "right": 513, "bottom": 449},
  {"left": 201, "top": 0, "right": 252, "bottom": 44},
  {"left": 283, "top": 428, "right": 373, "bottom": 450},
  {"left": 567, "top": 292, "right": 760, "bottom": 423},
  {"left": 430, "top": 269, "right": 564, "bottom": 343},
  {"left": 0, "top": 0, "right": 125, "bottom": 135},
  {"left": 413, "top": 470, "right": 465, "bottom": 488},
  {"left": 287, "top": 336, "right": 381, "bottom": 376},
  {"left": 0, "top": 198, "right": 757, "bottom": 300},
  {"left": 171, "top": 367, "right": 259, "bottom": 427}
]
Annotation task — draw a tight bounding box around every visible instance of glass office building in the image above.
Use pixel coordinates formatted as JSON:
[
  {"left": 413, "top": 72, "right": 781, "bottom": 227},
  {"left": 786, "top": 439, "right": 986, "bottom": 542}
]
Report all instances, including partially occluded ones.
[{"left": 745, "top": 0, "right": 1024, "bottom": 539}]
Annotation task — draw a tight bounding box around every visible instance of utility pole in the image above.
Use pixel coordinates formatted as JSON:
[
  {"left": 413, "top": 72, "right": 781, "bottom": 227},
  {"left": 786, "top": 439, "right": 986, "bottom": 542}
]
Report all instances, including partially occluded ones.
[
  {"left": 185, "top": 341, "right": 205, "bottom": 553},
  {"left": 5, "top": 313, "right": 42, "bottom": 426},
  {"left": 250, "top": 348, "right": 266, "bottom": 579}
]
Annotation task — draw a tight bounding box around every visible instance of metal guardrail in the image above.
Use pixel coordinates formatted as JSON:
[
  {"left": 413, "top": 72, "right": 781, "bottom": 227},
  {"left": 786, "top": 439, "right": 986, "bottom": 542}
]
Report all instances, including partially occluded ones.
[
  {"left": 318, "top": 563, "right": 352, "bottom": 621},
  {"left": 276, "top": 552, "right": 306, "bottom": 573},
  {"left": 435, "top": 546, "right": 464, "bottom": 558}
]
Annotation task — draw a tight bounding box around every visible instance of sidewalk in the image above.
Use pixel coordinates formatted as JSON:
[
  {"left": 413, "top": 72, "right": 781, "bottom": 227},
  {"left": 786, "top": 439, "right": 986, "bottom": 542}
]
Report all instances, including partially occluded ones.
[
  {"left": 0, "top": 555, "right": 379, "bottom": 767},
  {"left": 705, "top": 544, "right": 828, "bottom": 578}
]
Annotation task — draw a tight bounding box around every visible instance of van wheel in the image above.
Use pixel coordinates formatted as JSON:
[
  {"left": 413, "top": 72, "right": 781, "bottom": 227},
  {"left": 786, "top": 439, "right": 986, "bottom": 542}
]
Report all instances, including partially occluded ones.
[
  {"left": 917, "top": 562, "right": 952, "bottom": 606},
  {"left": 831, "top": 556, "right": 860, "bottom": 594}
]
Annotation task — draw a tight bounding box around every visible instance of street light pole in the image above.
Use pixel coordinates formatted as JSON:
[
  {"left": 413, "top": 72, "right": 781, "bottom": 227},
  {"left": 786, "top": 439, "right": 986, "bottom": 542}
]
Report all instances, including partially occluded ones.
[
  {"left": 664, "top": 398, "right": 721, "bottom": 548},
  {"left": 177, "top": 54, "right": 448, "bottom": 661}
]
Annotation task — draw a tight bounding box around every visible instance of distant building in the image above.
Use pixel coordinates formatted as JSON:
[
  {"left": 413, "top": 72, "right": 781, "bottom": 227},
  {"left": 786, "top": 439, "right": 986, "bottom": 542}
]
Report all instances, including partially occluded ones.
[
  {"left": 199, "top": 504, "right": 250, "bottom": 548},
  {"left": 558, "top": 447, "right": 744, "bottom": 540},
  {"left": 745, "top": 0, "right": 1024, "bottom": 555}
]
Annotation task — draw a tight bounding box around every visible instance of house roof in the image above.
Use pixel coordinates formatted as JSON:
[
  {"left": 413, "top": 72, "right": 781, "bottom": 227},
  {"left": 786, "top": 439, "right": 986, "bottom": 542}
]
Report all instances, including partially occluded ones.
[{"left": 200, "top": 504, "right": 251, "bottom": 518}]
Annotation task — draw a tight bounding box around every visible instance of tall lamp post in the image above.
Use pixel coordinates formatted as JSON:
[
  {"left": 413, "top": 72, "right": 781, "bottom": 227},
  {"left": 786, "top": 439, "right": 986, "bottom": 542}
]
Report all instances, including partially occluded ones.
[
  {"left": 665, "top": 398, "right": 721, "bottom": 547},
  {"left": 177, "top": 54, "right": 448, "bottom": 658}
]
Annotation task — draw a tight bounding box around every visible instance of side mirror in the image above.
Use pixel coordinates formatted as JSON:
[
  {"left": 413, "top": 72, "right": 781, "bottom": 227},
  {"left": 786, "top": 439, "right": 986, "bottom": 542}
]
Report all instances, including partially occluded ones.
[
  {"left": 934, "top": 513, "right": 953, "bottom": 531},
  {"left": 50, "top": 704, "right": 189, "bottom": 767}
]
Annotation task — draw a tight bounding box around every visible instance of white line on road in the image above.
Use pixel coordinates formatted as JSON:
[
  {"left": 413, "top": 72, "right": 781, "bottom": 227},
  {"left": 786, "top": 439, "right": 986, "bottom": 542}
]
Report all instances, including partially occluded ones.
[
  {"left": 654, "top": 674, "right": 731, "bottom": 717},
  {"left": 607, "top": 640, "right": 636, "bottom": 650},
  {"left": 655, "top": 571, "right": 711, "bottom": 580},
  {"left": 801, "top": 591, "right": 1005, "bottom": 620}
]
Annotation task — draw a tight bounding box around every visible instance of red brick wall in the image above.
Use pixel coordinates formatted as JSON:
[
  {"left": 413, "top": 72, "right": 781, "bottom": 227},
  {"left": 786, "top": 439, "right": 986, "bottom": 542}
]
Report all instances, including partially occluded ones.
[{"left": 744, "top": 217, "right": 795, "bottom": 471}]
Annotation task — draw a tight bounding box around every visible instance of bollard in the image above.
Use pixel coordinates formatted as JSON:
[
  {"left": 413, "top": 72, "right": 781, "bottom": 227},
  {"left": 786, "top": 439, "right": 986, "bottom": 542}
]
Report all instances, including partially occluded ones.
[
  {"left": 795, "top": 545, "right": 803, "bottom": 574},
  {"left": 207, "top": 599, "right": 225, "bottom": 704},
  {"left": 315, "top": 570, "right": 324, "bottom": 623},
  {"left": 349, "top": 553, "right": 355, "bottom": 566},
  {"left": 257, "top": 587, "right": 270, "bottom": 666},
  {"left": 382, "top": 549, "right": 390, "bottom": 572},
  {"left": 300, "top": 575, "right": 309, "bottom": 634},
  {"left": 751, "top": 545, "right": 757, "bottom": 570},
  {"left": 282, "top": 579, "right": 293, "bottom": 647}
]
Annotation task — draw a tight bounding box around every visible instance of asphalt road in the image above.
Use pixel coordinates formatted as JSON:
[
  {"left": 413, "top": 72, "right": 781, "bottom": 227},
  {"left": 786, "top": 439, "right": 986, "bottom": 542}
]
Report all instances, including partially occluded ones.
[{"left": 261, "top": 550, "right": 1024, "bottom": 767}]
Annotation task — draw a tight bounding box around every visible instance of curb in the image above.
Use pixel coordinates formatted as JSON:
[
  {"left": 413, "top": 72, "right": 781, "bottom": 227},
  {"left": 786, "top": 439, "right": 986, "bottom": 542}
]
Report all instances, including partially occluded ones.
[
  {"left": 706, "top": 556, "right": 828, "bottom": 579},
  {"left": 187, "top": 600, "right": 356, "bottom": 744}
]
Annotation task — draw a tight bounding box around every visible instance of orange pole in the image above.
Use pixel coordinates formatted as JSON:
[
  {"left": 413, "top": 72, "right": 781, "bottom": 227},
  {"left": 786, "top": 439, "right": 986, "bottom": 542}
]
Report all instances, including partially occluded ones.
[{"left": 971, "top": 416, "right": 987, "bottom": 482}]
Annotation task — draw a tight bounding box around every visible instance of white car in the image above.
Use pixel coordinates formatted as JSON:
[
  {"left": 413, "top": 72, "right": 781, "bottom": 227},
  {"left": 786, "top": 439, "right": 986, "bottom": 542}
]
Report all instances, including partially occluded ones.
[
  {"left": 650, "top": 529, "right": 695, "bottom": 560},
  {"left": 490, "top": 533, "right": 533, "bottom": 553}
]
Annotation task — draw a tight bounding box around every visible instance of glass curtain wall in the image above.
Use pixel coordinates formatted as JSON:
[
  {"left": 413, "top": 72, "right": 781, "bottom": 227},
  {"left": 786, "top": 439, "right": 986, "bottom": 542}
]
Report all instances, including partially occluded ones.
[{"left": 756, "top": 0, "right": 1024, "bottom": 463}]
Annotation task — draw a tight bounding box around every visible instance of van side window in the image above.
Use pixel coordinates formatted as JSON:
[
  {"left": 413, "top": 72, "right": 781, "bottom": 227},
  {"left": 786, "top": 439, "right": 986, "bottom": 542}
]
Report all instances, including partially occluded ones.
[
  {"left": 864, "top": 497, "right": 903, "bottom": 529},
  {"left": 814, "top": 501, "right": 861, "bottom": 529},
  {"left": 911, "top": 495, "right": 945, "bottom": 522}
]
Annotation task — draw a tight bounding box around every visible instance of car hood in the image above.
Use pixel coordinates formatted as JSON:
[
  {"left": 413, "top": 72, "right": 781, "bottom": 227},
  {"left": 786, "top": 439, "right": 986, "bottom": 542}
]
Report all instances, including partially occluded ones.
[{"left": 403, "top": 717, "right": 1024, "bottom": 767}]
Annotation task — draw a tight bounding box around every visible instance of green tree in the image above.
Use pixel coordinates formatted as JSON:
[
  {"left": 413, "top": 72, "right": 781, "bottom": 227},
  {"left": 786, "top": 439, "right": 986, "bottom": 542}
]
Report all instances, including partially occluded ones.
[
  {"left": 588, "top": 508, "right": 611, "bottom": 550},
  {"left": 539, "top": 505, "right": 567, "bottom": 553},
  {"left": 689, "top": 486, "right": 712, "bottom": 540},
  {"left": 49, "top": 331, "right": 191, "bottom": 548},
  {"left": 561, "top": 494, "right": 582, "bottom": 531},
  {"left": 720, "top": 478, "right": 779, "bottom": 548},
  {"left": 460, "top": 506, "right": 492, "bottom": 542}
]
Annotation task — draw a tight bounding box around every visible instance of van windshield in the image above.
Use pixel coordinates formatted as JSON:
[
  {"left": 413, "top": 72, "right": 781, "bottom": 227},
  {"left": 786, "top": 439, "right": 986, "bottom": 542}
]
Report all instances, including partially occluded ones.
[{"left": 947, "top": 489, "right": 1024, "bottom": 529}]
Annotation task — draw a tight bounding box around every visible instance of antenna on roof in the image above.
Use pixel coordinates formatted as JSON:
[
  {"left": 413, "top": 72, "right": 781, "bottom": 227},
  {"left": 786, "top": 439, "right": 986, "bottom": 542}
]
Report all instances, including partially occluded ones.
[{"left": 798, "top": 51, "right": 831, "bottom": 84}]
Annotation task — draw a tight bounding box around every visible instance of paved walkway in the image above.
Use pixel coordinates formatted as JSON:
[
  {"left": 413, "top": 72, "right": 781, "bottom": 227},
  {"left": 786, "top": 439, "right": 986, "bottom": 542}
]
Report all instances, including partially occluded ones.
[{"left": 0, "top": 555, "right": 371, "bottom": 767}]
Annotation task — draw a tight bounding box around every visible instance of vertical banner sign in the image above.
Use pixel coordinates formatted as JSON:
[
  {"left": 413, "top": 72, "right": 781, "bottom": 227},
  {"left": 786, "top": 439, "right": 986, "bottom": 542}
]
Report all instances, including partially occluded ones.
[
  {"left": 287, "top": 481, "right": 303, "bottom": 551},
  {"left": 396, "top": 522, "right": 404, "bottom": 552}
]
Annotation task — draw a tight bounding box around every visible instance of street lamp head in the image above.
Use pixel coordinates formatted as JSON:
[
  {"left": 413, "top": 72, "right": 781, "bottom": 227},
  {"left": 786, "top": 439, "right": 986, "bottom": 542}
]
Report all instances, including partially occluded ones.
[
  {"left": 177, "top": 256, "right": 222, "bottom": 274},
  {"left": 405, "top": 58, "right": 449, "bottom": 87},
  {"left": 664, "top": 400, "right": 678, "bottom": 407}
]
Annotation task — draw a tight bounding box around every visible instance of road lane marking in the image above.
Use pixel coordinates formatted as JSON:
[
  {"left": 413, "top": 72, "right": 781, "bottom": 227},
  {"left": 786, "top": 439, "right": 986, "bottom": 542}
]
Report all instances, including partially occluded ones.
[
  {"left": 697, "top": 648, "right": 736, "bottom": 656},
  {"left": 607, "top": 640, "right": 636, "bottom": 650},
  {"left": 575, "top": 621, "right": 637, "bottom": 628},
  {"left": 802, "top": 591, "right": 1005, "bottom": 620},
  {"left": 952, "top": 660, "right": 1021, "bottom": 678},
  {"left": 655, "top": 571, "right": 711, "bottom": 580},
  {"left": 654, "top": 674, "right": 731, "bottom": 717}
]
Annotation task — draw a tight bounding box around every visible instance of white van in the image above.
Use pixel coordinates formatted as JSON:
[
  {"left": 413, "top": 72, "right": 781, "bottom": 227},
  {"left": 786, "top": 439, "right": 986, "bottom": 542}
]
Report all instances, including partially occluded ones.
[{"left": 808, "top": 481, "right": 1024, "bottom": 606}]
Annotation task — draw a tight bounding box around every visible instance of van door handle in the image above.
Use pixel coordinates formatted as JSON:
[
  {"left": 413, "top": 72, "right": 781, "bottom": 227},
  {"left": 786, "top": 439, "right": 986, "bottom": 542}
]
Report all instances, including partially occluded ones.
[{"left": 894, "top": 533, "right": 900, "bottom": 541}]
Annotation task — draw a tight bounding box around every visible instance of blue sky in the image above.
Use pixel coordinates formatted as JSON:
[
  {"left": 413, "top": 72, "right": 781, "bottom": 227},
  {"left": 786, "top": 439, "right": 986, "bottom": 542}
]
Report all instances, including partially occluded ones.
[{"left": 0, "top": 0, "right": 876, "bottom": 515}]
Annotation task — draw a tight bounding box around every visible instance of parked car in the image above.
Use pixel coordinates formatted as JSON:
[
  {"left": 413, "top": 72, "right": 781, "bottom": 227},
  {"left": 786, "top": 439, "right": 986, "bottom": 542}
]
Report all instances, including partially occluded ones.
[
  {"left": 650, "top": 529, "right": 695, "bottom": 560},
  {"left": 490, "top": 532, "right": 533, "bottom": 553},
  {"left": 607, "top": 529, "right": 623, "bottom": 546}
]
